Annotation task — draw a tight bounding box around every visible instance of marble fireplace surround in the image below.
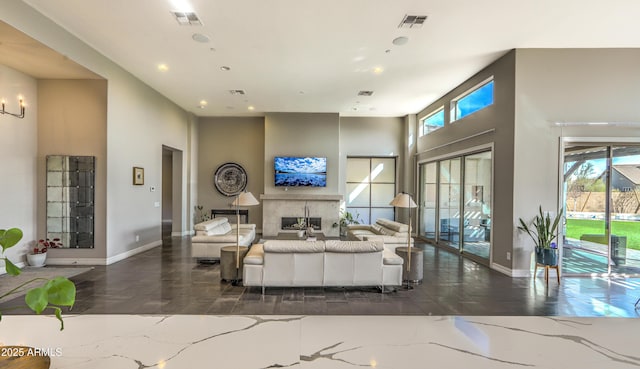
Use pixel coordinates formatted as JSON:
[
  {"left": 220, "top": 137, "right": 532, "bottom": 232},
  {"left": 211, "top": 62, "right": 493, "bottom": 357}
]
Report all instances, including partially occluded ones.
[{"left": 261, "top": 194, "right": 342, "bottom": 237}]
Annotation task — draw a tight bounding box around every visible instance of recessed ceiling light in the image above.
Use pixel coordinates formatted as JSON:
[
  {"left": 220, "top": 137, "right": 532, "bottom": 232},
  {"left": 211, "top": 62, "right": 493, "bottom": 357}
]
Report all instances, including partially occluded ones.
[
  {"left": 372, "top": 67, "right": 384, "bottom": 75},
  {"left": 248, "top": 106, "right": 255, "bottom": 111},
  {"left": 199, "top": 100, "right": 208, "bottom": 106},
  {"left": 157, "top": 64, "right": 169, "bottom": 72},
  {"left": 192, "top": 33, "right": 210, "bottom": 43},
  {"left": 392, "top": 36, "right": 409, "bottom": 46},
  {"left": 220, "top": 66, "right": 231, "bottom": 71}
]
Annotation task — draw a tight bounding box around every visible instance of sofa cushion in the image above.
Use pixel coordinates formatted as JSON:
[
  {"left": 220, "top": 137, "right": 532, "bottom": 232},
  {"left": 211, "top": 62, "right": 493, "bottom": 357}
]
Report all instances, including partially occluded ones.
[
  {"left": 194, "top": 217, "right": 228, "bottom": 232},
  {"left": 376, "top": 218, "right": 409, "bottom": 233},
  {"left": 371, "top": 224, "right": 386, "bottom": 235},
  {"left": 205, "top": 220, "right": 232, "bottom": 235},
  {"left": 263, "top": 240, "right": 325, "bottom": 253},
  {"left": 325, "top": 240, "right": 383, "bottom": 253},
  {"left": 244, "top": 244, "right": 264, "bottom": 265},
  {"left": 382, "top": 248, "right": 404, "bottom": 265}
]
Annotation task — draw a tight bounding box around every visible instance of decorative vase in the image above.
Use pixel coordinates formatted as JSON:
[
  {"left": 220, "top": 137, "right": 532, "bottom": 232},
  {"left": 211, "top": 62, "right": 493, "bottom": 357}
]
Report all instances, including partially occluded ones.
[
  {"left": 535, "top": 248, "right": 557, "bottom": 266},
  {"left": 27, "top": 253, "right": 47, "bottom": 267},
  {"left": 297, "top": 230, "right": 305, "bottom": 238},
  {"left": 306, "top": 226, "right": 314, "bottom": 237}
]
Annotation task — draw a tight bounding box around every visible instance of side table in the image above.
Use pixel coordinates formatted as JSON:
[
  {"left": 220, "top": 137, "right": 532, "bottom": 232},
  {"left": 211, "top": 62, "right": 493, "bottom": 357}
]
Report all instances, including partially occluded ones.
[
  {"left": 220, "top": 246, "right": 249, "bottom": 282},
  {"left": 396, "top": 246, "right": 423, "bottom": 283}
]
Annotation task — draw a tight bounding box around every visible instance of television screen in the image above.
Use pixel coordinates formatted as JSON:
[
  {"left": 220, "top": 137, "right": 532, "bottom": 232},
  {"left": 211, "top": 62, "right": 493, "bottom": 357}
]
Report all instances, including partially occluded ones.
[{"left": 274, "top": 156, "right": 327, "bottom": 187}]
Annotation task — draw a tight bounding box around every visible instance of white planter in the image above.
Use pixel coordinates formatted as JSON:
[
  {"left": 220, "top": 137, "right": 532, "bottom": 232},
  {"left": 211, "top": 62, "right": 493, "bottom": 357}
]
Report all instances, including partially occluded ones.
[
  {"left": 297, "top": 230, "right": 305, "bottom": 238},
  {"left": 27, "top": 253, "right": 47, "bottom": 267}
]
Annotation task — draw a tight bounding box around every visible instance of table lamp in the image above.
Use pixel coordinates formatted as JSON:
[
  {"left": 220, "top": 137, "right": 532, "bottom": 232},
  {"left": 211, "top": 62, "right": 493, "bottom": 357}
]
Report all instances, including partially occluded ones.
[{"left": 231, "top": 191, "right": 259, "bottom": 285}]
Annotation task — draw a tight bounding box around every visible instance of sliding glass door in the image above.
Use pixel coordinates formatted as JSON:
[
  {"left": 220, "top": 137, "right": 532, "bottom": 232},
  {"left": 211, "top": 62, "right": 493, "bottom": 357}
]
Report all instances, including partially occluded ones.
[
  {"left": 419, "top": 162, "right": 437, "bottom": 239},
  {"left": 562, "top": 143, "right": 640, "bottom": 275},
  {"left": 461, "top": 152, "right": 492, "bottom": 259},
  {"left": 418, "top": 149, "right": 493, "bottom": 263}
]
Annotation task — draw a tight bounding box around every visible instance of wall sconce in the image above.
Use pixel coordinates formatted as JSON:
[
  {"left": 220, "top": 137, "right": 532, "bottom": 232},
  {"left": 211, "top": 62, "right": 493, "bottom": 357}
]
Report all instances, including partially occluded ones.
[{"left": 1, "top": 97, "right": 26, "bottom": 119}]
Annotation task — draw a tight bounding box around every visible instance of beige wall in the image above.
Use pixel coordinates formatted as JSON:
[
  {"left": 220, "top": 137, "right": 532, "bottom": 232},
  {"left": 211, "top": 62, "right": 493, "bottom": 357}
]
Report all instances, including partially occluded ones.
[
  {"left": 37, "top": 79, "right": 108, "bottom": 260},
  {"left": 197, "top": 117, "right": 265, "bottom": 228},
  {"left": 513, "top": 48, "right": 640, "bottom": 274},
  {"left": 2, "top": 2, "right": 194, "bottom": 263},
  {"left": 265, "top": 113, "right": 340, "bottom": 195},
  {"left": 415, "top": 50, "right": 516, "bottom": 272},
  {"left": 339, "top": 116, "right": 406, "bottom": 219},
  {"left": 0, "top": 64, "right": 38, "bottom": 269}
]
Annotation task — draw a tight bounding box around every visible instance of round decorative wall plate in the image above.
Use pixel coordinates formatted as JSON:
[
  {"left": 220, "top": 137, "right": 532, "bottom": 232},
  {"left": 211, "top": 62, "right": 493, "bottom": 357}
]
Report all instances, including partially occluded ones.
[{"left": 213, "top": 162, "right": 247, "bottom": 196}]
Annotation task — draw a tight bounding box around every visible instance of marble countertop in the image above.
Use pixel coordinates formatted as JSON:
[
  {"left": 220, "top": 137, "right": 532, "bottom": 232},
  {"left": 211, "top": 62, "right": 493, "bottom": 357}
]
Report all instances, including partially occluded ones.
[{"left": 1, "top": 315, "right": 639, "bottom": 368}]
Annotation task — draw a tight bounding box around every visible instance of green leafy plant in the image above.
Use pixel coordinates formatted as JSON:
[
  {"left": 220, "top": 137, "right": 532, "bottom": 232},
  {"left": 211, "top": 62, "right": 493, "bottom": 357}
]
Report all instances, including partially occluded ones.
[
  {"left": 517, "top": 206, "right": 563, "bottom": 250},
  {"left": 194, "top": 205, "right": 211, "bottom": 223},
  {"left": 339, "top": 210, "right": 361, "bottom": 228},
  {"left": 0, "top": 227, "right": 76, "bottom": 330}
]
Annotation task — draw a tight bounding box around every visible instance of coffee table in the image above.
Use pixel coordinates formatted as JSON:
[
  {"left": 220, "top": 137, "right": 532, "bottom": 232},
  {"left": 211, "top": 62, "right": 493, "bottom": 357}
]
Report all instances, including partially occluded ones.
[{"left": 276, "top": 232, "right": 325, "bottom": 241}]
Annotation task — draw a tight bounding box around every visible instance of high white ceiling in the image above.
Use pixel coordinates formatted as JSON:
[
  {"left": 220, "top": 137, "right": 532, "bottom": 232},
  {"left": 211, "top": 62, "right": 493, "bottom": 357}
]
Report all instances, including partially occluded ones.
[{"left": 19, "top": 0, "right": 640, "bottom": 117}]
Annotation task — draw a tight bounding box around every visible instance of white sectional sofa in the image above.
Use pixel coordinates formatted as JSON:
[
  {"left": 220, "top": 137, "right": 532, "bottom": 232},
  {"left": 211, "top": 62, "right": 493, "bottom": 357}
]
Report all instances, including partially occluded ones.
[
  {"left": 191, "top": 217, "right": 256, "bottom": 262},
  {"left": 243, "top": 239, "right": 403, "bottom": 293},
  {"left": 346, "top": 218, "right": 413, "bottom": 252}
]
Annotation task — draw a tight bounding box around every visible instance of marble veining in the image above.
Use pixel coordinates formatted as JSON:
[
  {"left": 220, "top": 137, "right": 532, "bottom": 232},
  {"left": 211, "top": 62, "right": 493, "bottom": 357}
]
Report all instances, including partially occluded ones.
[{"left": 1, "top": 315, "right": 639, "bottom": 369}]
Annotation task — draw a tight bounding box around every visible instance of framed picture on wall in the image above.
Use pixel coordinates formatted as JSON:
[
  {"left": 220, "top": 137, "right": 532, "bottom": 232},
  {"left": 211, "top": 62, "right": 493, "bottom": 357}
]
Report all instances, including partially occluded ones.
[{"left": 133, "top": 167, "right": 144, "bottom": 185}]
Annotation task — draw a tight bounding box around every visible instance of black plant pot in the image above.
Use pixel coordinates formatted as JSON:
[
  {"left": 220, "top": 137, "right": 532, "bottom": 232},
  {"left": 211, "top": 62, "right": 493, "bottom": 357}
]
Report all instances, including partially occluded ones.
[{"left": 535, "top": 247, "right": 558, "bottom": 266}]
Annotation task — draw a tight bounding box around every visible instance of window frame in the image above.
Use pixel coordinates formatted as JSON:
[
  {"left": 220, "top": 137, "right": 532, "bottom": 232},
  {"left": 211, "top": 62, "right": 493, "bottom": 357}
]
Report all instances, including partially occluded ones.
[
  {"left": 419, "top": 106, "right": 445, "bottom": 136},
  {"left": 450, "top": 76, "right": 494, "bottom": 123}
]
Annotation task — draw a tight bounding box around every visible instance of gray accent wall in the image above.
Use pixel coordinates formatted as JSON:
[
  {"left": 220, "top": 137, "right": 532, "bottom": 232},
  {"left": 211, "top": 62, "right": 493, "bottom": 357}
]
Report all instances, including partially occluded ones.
[
  {"left": 37, "top": 79, "right": 108, "bottom": 260},
  {"left": 197, "top": 117, "right": 265, "bottom": 228},
  {"left": 265, "top": 113, "right": 340, "bottom": 195},
  {"left": 415, "top": 50, "right": 516, "bottom": 272},
  {"left": 339, "top": 116, "right": 406, "bottom": 220}
]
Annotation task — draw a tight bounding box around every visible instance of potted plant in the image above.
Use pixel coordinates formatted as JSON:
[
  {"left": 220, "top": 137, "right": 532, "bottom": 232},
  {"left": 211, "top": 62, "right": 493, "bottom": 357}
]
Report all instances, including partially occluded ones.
[
  {"left": 339, "top": 210, "right": 361, "bottom": 237},
  {"left": 517, "top": 206, "right": 563, "bottom": 266},
  {"left": 293, "top": 218, "right": 306, "bottom": 238},
  {"left": 27, "top": 238, "right": 62, "bottom": 267},
  {"left": 0, "top": 227, "right": 76, "bottom": 330}
]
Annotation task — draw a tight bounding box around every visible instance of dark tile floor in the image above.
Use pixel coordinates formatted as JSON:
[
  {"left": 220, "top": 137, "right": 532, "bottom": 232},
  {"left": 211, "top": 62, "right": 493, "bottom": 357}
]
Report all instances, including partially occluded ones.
[{"left": 3, "top": 234, "right": 640, "bottom": 317}]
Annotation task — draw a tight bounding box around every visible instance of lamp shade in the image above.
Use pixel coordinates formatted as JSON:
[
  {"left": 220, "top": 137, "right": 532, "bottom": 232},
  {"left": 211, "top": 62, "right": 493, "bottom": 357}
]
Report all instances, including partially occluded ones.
[
  {"left": 389, "top": 192, "right": 417, "bottom": 208},
  {"left": 232, "top": 191, "right": 259, "bottom": 206}
]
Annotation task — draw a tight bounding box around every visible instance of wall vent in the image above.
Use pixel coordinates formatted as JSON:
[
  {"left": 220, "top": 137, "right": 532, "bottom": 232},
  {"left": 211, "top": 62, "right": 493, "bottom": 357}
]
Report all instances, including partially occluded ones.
[
  {"left": 358, "top": 91, "right": 374, "bottom": 96},
  {"left": 398, "top": 14, "right": 427, "bottom": 28},
  {"left": 172, "top": 11, "right": 203, "bottom": 26},
  {"left": 229, "top": 90, "right": 246, "bottom": 95}
]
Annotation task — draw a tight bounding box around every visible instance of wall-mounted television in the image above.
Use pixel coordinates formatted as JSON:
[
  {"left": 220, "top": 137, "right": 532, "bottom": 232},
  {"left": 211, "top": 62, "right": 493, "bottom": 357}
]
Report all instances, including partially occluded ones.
[{"left": 274, "top": 156, "right": 327, "bottom": 187}]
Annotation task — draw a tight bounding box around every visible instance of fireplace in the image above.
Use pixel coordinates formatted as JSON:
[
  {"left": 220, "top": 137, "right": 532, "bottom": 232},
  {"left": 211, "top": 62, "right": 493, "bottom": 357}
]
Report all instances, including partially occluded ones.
[
  {"left": 260, "top": 194, "right": 342, "bottom": 237},
  {"left": 281, "top": 217, "right": 321, "bottom": 231}
]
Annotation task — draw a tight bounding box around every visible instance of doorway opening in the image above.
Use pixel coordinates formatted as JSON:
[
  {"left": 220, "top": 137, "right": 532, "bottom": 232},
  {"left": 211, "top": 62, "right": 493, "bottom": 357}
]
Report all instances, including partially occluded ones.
[
  {"left": 562, "top": 142, "right": 640, "bottom": 276},
  {"left": 162, "top": 145, "right": 184, "bottom": 243}
]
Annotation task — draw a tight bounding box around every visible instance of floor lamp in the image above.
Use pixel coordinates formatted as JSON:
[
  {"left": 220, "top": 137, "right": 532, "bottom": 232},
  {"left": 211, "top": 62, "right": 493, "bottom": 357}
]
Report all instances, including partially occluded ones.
[
  {"left": 389, "top": 192, "right": 417, "bottom": 290},
  {"left": 231, "top": 191, "right": 259, "bottom": 285}
]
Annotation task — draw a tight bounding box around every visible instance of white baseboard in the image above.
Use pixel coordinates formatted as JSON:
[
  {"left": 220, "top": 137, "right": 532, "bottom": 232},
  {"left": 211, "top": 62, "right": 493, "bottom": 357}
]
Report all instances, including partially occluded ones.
[
  {"left": 491, "top": 262, "right": 530, "bottom": 277},
  {"left": 171, "top": 230, "right": 193, "bottom": 237},
  {"left": 106, "top": 240, "right": 162, "bottom": 265},
  {"left": 47, "top": 240, "right": 162, "bottom": 266}
]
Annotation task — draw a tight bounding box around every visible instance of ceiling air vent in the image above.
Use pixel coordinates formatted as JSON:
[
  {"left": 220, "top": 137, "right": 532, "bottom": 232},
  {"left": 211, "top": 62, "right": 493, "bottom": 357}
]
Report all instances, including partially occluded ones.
[
  {"left": 398, "top": 14, "right": 427, "bottom": 29},
  {"left": 358, "top": 91, "right": 374, "bottom": 96},
  {"left": 172, "top": 11, "right": 203, "bottom": 26},
  {"left": 229, "top": 90, "right": 246, "bottom": 95}
]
